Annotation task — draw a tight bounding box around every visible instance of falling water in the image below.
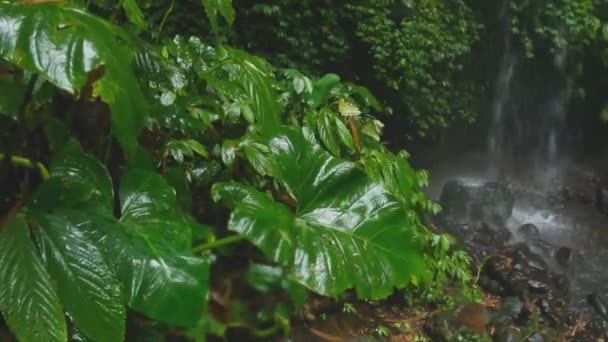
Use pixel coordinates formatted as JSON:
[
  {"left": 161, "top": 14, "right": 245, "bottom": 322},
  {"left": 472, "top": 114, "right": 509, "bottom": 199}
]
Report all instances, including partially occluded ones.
[
  {"left": 487, "top": 19, "right": 517, "bottom": 165},
  {"left": 487, "top": 12, "right": 570, "bottom": 179}
]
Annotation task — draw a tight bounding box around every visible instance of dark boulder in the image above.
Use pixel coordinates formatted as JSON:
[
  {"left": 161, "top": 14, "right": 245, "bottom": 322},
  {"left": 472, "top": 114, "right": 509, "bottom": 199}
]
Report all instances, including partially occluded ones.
[
  {"left": 494, "top": 326, "right": 522, "bottom": 342},
  {"left": 595, "top": 186, "right": 608, "bottom": 215},
  {"left": 527, "top": 332, "right": 544, "bottom": 342},
  {"left": 588, "top": 293, "right": 608, "bottom": 319},
  {"left": 518, "top": 223, "right": 540, "bottom": 238},
  {"left": 554, "top": 246, "right": 574, "bottom": 268}
]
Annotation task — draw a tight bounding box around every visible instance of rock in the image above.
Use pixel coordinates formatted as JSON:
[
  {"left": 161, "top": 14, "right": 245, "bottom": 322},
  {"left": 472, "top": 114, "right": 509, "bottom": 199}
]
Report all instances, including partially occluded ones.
[
  {"left": 501, "top": 296, "right": 524, "bottom": 317},
  {"left": 588, "top": 293, "right": 608, "bottom": 319},
  {"left": 583, "top": 317, "right": 608, "bottom": 339},
  {"left": 527, "top": 279, "right": 551, "bottom": 294},
  {"left": 518, "top": 223, "right": 540, "bottom": 238},
  {"left": 527, "top": 332, "right": 544, "bottom": 342},
  {"left": 554, "top": 246, "right": 574, "bottom": 268},
  {"left": 595, "top": 186, "right": 608, "bottom": 215},
  {"left": 439, "top": 180, "right": 515, "bottom": 225},
  {"left": 494, "top": 326, "right": 522, "bottom": 342},
  {"left": 471, "top": 222, "right": 512, "bottom": 247}
]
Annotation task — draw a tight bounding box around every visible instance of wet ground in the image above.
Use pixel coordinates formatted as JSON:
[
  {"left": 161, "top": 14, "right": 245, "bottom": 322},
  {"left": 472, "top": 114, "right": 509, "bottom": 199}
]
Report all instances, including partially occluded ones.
[{"left": 420, "top": 146, "right": 608, "bottom": 313}]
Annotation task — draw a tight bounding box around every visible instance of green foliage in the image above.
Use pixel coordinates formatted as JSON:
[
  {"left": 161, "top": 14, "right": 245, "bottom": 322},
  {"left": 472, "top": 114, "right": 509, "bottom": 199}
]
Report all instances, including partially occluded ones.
[
  {"left": 234, "top": 0, "right": 482, "bottom": 136},
  {"left": 0, "top": 1, "right": 464, "bottom": 340},
  {"left": 213, "top": 127, "right": 424, "bottom": 299},
  {"left": 350, "top": 0, "right": 481, "bottom": 135},
  {"left": 0, "top": 215, "right": 67, "bottom": 342},
  {"left": 0, "top": 2, "right": 148, "bottom": 160},
  {"left": 506, "top": 0, "right": 602, "bottom": 59}
]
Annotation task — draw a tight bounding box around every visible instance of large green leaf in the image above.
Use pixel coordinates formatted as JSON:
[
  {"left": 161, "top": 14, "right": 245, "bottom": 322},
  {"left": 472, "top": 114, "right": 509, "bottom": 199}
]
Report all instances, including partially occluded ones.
[
  {"left": 0, "top": 215, "right": 67, "bottom": 342},
  {"left": 202, "top": 0, "right": 235, "bottom": 34},
  {"left": 199, "top": 45, "right": 281, "bottom": 133},
  {"left": 212, "top": 128, "right": 425, "bottom": 299},
  {"left": 120, "top": 169, "right": 200, "bottom": 251},
  {"left": 83, "top": 210, "right": 210, "bottom": 327},
  {"left": 35, "top": 140, "right": 114, "bottom": 211},
  {"left": 32, "top": 146, "right": 210, "bottom": 327},
  {"left": 0, "top": 3, "right": 148, "bottom": 160},
  {"left": 30, "top": 211, "right": 125, "bottom": 342}
]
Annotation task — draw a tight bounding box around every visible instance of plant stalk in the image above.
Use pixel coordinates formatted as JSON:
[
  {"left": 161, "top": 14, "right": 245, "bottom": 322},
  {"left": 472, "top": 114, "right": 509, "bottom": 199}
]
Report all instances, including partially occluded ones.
[
  {"left": 0, "top": 154, "right": 50, "bottom": 180},
  {"left": 348, "top": 117, "right": 361, "bottom": 152},
  {"left": 157, "top": 0, "right": 176, "bottom": 42},
  {"left": 192, "top": 234, "right": 245, "bottom": 253}
]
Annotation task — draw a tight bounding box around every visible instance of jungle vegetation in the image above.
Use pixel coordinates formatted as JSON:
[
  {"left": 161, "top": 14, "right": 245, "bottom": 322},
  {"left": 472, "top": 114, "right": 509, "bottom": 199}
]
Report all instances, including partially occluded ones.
[{"left": 0, "top": 0, "right": 607, "bottom": 340}]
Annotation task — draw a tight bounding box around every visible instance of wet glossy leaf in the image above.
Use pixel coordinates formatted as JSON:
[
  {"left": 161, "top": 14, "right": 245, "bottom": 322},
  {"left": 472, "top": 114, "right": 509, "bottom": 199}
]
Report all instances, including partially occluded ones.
[
  {"left": 202, "top": 0, "right": 235, "bottom": 34},
  {"left": 31, "top": 211, "right": 125, "bottom": 342},
  {"left": 120, "top": 169, "right": 197, "bottom": 251},
  {"left": 334, "top": 116, "right": 354, "bottom": 150},
  {"left": 84, "top": 209, "right": 210, "bottom": 327},
  {"left": 0, "top": 215, "right": 67, "bottom": 342},
  {"left": 213, "top": 128, "right": 425, "bottom": 299},
  {"left": 201, "top": 46, "right": 281, "bottom": 133},
  {"left": 122, "top": 0, "right": 146, "bottom": 30},
  {"left": 33, "top": 147, "right": 210, "bottom": 328},
  {"left": 0, "top": 74, "right": 25, "bottom": 120},
  {"left": 238, "top": 135, "right": 275, "bottom": 176},
  {"left": 34, "top": 141, "right": 114, "bottom": 210},
  {"left": 316, "top": 111, "right": 340, "bottom": 156},
  {"left": 165, "top": 167, "right": 193, "bottom": 211},
  {"left": 0, "top": 3, "right": 148, "bottom": 160},
  {"left": 309, "top": 73, "right": 340, "bottom": 109}
]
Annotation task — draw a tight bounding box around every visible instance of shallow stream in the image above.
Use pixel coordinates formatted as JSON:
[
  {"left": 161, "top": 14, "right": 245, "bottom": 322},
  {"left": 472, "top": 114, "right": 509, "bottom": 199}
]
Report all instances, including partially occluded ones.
[{"left": 421, "top": 147, "right": 608, "bottom": 313}]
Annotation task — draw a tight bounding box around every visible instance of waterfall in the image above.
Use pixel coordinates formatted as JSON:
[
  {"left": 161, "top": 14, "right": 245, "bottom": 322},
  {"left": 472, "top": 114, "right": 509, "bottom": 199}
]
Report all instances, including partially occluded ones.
[
  {"left": 487, "top": 11, "right": 570, "bottom": 179},
  {"left": 488, "top": 23, "right": 517, "bottom": 165}
]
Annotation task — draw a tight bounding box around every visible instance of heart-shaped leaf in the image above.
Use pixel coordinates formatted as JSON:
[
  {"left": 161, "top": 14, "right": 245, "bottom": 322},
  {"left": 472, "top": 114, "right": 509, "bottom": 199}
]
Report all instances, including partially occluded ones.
[{"left": 213, "top": 128, "right": 424, "bottom": 299}]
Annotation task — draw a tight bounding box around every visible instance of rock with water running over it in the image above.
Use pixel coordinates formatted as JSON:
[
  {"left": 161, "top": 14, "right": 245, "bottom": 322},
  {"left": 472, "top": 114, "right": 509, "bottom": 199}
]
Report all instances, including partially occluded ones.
[
  {"left": 527, "top": 332, "right": 544, "bottom": 342},
  {"left": 595, "top": 186, "right": 608, "bottom": 215},
  {"left": 554, "top": 246, "right": 574, "bottom": 268},
  {"left": 588, "top": 293, "right": 608, "bottom": 319},
  {"left": 518, "top": 223, "right": 540, "bottom": 238},
  {"left": 439, "top": 180, "right": 515, "bottom": 225}
]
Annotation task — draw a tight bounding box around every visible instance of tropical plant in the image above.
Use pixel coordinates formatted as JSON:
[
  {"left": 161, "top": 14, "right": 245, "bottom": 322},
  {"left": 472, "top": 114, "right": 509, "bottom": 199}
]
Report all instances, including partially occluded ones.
[{"left": 0, "top": 1, "right": 472, "bottom": 340}]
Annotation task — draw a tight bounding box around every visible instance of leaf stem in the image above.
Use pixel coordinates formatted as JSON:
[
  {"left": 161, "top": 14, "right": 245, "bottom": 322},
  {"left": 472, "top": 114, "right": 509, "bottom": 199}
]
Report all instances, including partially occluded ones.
[
  {"left": 251, "top": 323, "right": 281, "bottom": 337},
  {"left": 348, "top": 117, "right": 361, "bottom": 152},
  {"left": 157, "top": 0, "right": 176, "bottom": 42},
  {"left": 192, "top": 234, "right": 245, "bottom": 253},
  {"left": 0, "top": 154, "right": 50, "bottom": 180}
]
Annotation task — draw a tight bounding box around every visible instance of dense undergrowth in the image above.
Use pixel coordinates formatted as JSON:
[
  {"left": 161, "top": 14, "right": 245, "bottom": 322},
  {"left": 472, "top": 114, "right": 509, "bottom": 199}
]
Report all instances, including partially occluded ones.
[
  {"left": 0, "top": 1, "right": 476, "bottom": 341},
  {"left": 2, "top": 0, "right": 607, "bottom": 340}
]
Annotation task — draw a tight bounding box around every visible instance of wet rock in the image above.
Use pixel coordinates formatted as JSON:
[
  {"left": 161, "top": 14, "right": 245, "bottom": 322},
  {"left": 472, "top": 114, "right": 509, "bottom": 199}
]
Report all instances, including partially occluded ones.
[
  {"left": 595, "top": 186, "right": 608, "bottom": 215},
  {"left": 554, "top": 246, "right": 574, "bottom": 268},
  {"left": 586, "top": 317, "right": 608, "bottom": 339},
  {"left": 518, "top": 223, "right": 540, "bottom": 238},
  {"left": 527, "top": 279, "right": 551, "bottom": 294},
  {"left": 494, "top": 326, "right": 522, "bottom": 342},
  {"left": 483, "top": 244, "right": 560, "bottom": 299},
  {"left": 439, "top": 180, "right": 515, "bottom": 225},
  {"left": 527, "top": 332, "right": 544, "bottom": 342},
  {"left": 588, "top": 293, "right": 608, "bottom": 319},
  {"left": 501, "top": 297, "right": 524, "bottom": 319},
  {"left": 471, "top": 222, "right": 512, "bottom": 247}
]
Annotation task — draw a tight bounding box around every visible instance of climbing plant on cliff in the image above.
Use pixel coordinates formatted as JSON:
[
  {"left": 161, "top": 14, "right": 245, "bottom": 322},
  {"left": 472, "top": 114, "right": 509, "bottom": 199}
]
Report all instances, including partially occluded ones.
[{"left": 233, "top": 0, "right": 482, "bottom": 137}]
